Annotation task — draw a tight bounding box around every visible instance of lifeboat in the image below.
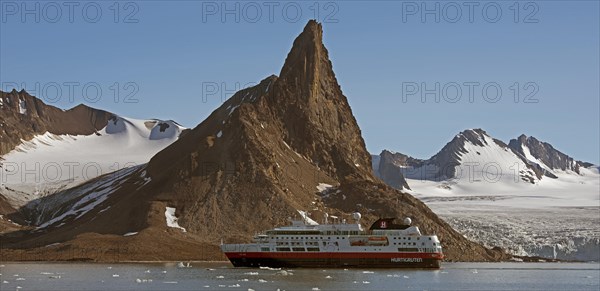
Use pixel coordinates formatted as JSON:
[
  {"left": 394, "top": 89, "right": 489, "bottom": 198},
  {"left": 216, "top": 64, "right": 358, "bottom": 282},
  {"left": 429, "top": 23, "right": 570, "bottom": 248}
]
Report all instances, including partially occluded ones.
[{"left": 367, "top": 236, "right": 388, "bottom": 245}]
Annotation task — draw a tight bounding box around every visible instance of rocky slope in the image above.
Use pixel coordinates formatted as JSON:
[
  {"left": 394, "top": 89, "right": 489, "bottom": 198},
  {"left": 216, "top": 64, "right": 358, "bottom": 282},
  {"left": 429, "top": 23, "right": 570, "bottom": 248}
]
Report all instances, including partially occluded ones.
[
  {"left": 0, "top": 20, "right": 509, "bottom": 262},
  {"left": 0, "top": 90, "right": 111, "bottom": 156},
  {"left": 508, "top": 134, "right": 591, "bottom": 177}
]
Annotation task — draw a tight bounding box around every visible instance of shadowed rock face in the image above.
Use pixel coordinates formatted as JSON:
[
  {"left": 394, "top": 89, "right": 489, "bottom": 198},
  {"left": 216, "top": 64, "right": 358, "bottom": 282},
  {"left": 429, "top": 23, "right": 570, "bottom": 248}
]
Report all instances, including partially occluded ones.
[
  {"left": 508, "top": 134, "right": 586, "bottom": 175},
  {"left": 0, "top": 90, "right": 111, "bottom": 155},
  {"left": 377, "top": 150, "right": 414, "bottom": 190},
  {"left": 1, "top": 20, "right": 510, "bottom": 262}
]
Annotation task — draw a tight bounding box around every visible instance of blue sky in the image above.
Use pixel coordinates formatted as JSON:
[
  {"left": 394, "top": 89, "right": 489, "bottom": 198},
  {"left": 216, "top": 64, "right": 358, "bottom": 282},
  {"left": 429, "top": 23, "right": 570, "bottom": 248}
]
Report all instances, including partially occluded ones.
[{"left": 1, "top": 1, "right": 599, "bottom": 163}]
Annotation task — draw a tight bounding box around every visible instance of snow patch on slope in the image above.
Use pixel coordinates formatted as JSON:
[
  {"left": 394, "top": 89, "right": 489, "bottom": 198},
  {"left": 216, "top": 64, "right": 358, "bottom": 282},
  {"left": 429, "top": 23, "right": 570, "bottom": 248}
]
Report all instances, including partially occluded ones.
[
  {"left": 34, "top": 165, "right": 142, "bottom": 229},
  {"left": 18, "top": 98, "right": 26, "bottom": 115},
  {"left": 297, "top": 210, "right": 319, "bottom": 226},
  {"left": 316, "top": 183, "right": 333, "bottom": 193},
  {"left": 165, "top": 207, "right": 186, "bottom": 232}
]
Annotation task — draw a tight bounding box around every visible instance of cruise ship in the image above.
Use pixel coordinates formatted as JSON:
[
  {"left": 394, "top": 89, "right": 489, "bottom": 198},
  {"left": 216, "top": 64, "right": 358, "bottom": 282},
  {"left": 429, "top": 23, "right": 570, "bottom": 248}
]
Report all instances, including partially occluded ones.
[{"left": 220, "top": 212, "right": 443, "bottom": 268}]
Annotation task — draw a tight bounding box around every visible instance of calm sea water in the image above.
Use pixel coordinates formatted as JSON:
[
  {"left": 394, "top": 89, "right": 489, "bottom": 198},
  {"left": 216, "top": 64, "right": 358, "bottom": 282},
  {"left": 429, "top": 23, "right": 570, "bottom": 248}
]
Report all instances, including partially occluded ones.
[{"left": 0, "top": 262, "right": 598, "bottom": 290}]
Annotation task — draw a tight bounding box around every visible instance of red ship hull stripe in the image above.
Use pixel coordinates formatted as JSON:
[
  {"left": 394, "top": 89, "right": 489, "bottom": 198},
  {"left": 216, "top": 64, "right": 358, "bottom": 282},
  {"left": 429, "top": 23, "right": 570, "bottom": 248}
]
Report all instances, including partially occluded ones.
[{"left": 224, "top": 252, "right": 444, "bottom": 259}]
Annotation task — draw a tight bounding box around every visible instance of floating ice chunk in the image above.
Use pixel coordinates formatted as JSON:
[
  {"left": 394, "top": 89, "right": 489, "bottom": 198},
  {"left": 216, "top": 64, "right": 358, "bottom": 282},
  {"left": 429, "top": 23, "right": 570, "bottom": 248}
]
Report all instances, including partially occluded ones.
[
  {"left": 244, "top": 272, "right": 259, "bottom": 275},
  {"left": 260, "top": 266, "right": 281, "bottom": 271},
  {"left": 216, "top": 275, "right": 225, "bottom": 279},
  {"left": 362, "top": 271, "right": 374, "bottom": 274},
  {"left": 123, "top": 232, "right": 138, "bottom": 237},
  {"left": 258, "top": 279, "right": 267, "bottom": 283},
  {"left": 112, "top": 274, "right": 119, "bottom": 277},
  {"left": 312, "top": 288, "right": 320, "bottom": 291},
  {"left": 325, "top": 275, "right": 332, "bottom": 279},
  {"left": 362, "top": 281, "right": 370, "bottom": 284}
]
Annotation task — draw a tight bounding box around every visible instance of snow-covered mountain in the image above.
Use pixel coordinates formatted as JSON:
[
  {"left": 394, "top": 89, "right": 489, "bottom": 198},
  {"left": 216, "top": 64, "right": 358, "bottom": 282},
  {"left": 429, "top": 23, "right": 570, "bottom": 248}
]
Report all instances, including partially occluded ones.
[
  {"left": 375, "top": 129, "right": 542, "bottom": 186},
  {"left": 0, "top": 115, "right": 186, "bottom": 209},
  {"left": 0, "top": 90, "right": 187, "bottom": 222},
  {"left": 373, "top": 129, "right": 600, "bottom": 261}
]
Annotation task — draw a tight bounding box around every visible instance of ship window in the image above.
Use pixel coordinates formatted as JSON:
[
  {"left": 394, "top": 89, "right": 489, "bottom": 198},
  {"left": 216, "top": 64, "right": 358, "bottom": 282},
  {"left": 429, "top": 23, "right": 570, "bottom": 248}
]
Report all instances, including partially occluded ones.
[
  {"left": 408, "top": 238, "right": 411, "bottom": 240},
  {"left": 261, "top": 247, "right": 269, "bottom": 251},
  {"left": 433, "top": 243, "right": 436, "bottom": 246},
  {"left": 292, "top": 247, "right": 305, "bottom": 252},
  {"left": 417, "top": 237, "right": 420, "bottom": 240},
  {"left": 413, "top": 243, "right": 416, "bottom": 245},
  {"left": 422, "top": 243, "right": 425, "bottom": 246},
  {"left": 429, "top": 237, "right": 432, "bottom": 240}
]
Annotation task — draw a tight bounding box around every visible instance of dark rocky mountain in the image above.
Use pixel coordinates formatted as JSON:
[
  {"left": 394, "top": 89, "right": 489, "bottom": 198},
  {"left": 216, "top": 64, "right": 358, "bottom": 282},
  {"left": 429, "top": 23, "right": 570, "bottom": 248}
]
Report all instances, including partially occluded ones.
[
  {"left": 0, "top": 21, "right": 509, "bottom": 262},
  {"left": 376, "top": 150, "right": 413, "bottom": 190},
  {"left": 0, "top": 89, "right": 112, "bottom": 155},
  {"left": 508, "top": 134, "right": 588, "bottom": 177}
]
